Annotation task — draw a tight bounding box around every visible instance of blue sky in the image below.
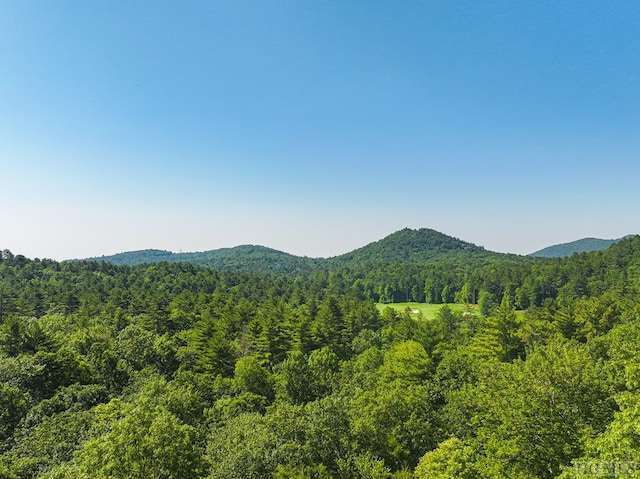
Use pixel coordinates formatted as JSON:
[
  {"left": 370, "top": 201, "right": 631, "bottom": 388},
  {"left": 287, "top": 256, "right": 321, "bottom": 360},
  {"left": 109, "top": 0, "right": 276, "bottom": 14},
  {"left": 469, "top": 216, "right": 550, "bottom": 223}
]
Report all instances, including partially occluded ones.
[{"left": 1, "top": 1, "right": 638, "bottom": 259}]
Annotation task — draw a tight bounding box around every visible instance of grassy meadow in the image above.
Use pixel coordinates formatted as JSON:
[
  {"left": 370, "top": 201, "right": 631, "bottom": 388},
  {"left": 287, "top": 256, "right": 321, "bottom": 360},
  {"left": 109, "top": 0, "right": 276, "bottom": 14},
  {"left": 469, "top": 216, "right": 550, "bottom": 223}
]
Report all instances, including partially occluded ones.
[{"left": 375, "top": 302, "right": 479, "bottom": 320}]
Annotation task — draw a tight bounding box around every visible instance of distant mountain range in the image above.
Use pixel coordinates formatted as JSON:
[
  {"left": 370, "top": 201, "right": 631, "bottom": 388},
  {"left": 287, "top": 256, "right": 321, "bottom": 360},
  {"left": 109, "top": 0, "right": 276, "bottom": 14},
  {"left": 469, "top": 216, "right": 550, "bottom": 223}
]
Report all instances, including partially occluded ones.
[
  {"left": 76, "top": 228, "right": 502, "bottom": 273},
  {"left": 76, "top": 228, "right": 633, "bottom": 272},
  {"left": 529, "top": 236, "right": 631, "bottom": 258},
  {"left": 77, "top": 244, "right": 320, "bottom": 274}
]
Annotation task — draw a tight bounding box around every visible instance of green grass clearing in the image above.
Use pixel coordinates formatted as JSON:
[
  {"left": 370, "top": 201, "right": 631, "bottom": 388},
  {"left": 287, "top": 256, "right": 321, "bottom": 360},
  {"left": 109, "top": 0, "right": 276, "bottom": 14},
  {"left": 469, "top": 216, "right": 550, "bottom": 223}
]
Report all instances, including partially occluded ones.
[{"left": 375, "top": 302, "right": 479, "bottom": 320}]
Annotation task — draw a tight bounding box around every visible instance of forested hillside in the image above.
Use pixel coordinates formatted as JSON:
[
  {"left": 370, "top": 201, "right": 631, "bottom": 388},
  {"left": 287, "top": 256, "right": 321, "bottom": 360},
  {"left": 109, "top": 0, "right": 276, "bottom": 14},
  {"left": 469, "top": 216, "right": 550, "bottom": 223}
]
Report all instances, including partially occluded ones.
[
  {"left": 79, "top": 245, "right": 320, "bottom": 274},
  {"left": 530, "top": 236, "right": 628, "bottom": 258},
  {"left": 80, "top": 228, "right": 504, "bottom": 271},
  {"left": 326, "top": 228, "right": 490, "bottom": 265},
  {"left": 1, "top": 236, "right": 640, "bottom": 478}
]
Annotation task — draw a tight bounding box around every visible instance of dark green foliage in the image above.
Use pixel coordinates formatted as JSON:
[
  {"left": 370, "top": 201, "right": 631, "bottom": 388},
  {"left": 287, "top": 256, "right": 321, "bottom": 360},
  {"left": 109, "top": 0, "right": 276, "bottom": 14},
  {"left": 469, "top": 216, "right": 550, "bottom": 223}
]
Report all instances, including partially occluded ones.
[
  {"left": 81, "top": 245, "right": 320, "bottom": 274},
  {"left": 530, "top": 236, "right": 629, "bottom": 258},
  {"left": 328, "top": 228, "right": 488, "bottom": 265},
  {"left": 80, "top": 228, "right": 490, "bottom": 269},
  {"left": 0, "top": 382, "right": 27, "bottom": 446},
  {"left": 0, "top": 236, "right": 639, "bottom": 478},
  {"left": 471, "top": 294, "right": 524, "bottom": 362}
]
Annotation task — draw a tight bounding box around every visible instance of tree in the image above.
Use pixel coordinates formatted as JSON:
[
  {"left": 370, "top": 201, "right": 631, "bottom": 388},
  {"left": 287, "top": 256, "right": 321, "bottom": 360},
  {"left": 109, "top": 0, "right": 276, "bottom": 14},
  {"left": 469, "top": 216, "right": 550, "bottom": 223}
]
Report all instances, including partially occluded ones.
[
  {"left": 0, "top": 409, "right": 94, "bottom": 478},
  {"left": 477, "top": 290, "right": 498, "bottom": 317},
  {"left": 277, "top": 350, "right": 314, "bottom": 405},
  {"left": 378, "top": 340, "right": 432, "bottom": 384},
  {"left": 441, "top": 285, "right": 453, "bottom": 304},
  {"left": 207, "top": 413, "right": 274, "bottom": 479},
  {"left": 446, "top": 338, "right": 615, "bottom": 479},
  {"left": 337, "top": 452, "right": 392, "bottom": 479},
  {"left": 0, "top": 382, "right": 27, "bottom": 444},
  {"left": 455, "top": 282, "right": 473, "bottom": 305},
  {"left": 351, "top": 381, "right": 438, "bottom": 470},
  {"left": 307, "top": 347, "right": 340, "bottom": 398},
  {"left": 414, "top": 438, "right": 476, "bottom": 479},
  {"left": 565, "top": 392, "right": 640, "bottom": 472},
  {"left": 234, "top": 355, "right": 274, "bottom": 400},
  {"left": 49, "top": 395, "right": 205, "bottom": 479},
  {"left": 471, "top": 294, "right": 524, "bottom": 362},
  {"left": 312, "top": 296, "right": 345, "bottom": 354},
  {"left": 273, "top": 463, "right": 332, "bottom": 479}
]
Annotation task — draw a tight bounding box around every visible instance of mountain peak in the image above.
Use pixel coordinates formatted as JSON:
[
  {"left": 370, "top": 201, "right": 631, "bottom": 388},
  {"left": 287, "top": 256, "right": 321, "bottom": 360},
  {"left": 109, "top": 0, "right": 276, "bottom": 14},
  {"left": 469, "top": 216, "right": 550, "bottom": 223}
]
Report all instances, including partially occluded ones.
[{"left": 330, "top": 227, "right": 486, "bottom": 264}]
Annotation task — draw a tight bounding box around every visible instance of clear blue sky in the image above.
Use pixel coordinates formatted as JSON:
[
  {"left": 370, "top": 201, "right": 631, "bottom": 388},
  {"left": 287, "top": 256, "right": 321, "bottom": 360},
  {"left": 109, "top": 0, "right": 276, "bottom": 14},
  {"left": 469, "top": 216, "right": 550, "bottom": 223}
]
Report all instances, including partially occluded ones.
[{"left": 1, "top": 1, "right": 638, "bottom": 259}]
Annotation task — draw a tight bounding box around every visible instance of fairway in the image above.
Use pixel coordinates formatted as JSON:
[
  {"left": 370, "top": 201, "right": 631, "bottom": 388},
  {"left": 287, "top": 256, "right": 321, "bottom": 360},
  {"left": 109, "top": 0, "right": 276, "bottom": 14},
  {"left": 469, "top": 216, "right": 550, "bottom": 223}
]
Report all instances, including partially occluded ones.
[{"left": 375, "top": 302, "right": 478, "bottom": 320}]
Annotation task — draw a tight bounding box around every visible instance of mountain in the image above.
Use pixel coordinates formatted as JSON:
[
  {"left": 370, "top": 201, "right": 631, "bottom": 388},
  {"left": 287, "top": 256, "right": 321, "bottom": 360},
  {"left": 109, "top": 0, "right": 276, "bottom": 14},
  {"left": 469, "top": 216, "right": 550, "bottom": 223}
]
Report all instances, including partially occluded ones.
[
  {"left": 87, "top": 249, "right": 175, "bottom": 266},
  {"left": 77, "top": 227, "right": 503, "bottom": 272},
  {"left": 529, "top": 236, "right": 630, "bottom": 258},
  {"left": 327, "top": 227, "right": 491, "bottom": 266},
  {"left": 78, "top": 245, "right": 319, "bottom": 274}
]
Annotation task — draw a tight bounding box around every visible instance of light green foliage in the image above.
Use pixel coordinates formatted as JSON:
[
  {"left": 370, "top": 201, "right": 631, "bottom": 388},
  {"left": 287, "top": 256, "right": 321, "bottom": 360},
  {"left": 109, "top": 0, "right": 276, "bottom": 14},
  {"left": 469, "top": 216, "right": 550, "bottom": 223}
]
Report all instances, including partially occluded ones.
[
  {"left": 375, "top": 302, "right": 470, "bottom": 320},
  {"left": 66, "top": 324, "right": 128, "bottom": 390},
  {"left": 207, "top": 413, "right": 274, "bottom": 479},
  {"left": 273, "top": 463, "right": 332, "bottom": 479},
  {"left": 115, "top": 323, "right": 158, "bottom": 371},
  {"left": 558, "top": 393, "right": 640, "bottom": 479},
  {"left": 52, "top": 395, "right": 205, "bottom": 479},
  {"left": 0, "top": 384, "right": 107, "bottom": 476},
  {"left": 208, "top": 391, "right": 269, "bottom": 424},
  {"left": 559, "top": 320, "right": 640, "bottom": 477},
  {"left": 307, "top": 347, "right": 340, "bottom": 398},
  {"left": 337, "top": 452, "right": 392, "bottom": 479},
  {"left": 587, "top": 392, "right": 640, "bottom": 461},
  {"left": 279, "top": 347, "right": 340, "bottom": 404},
  {"left": 1, "top": 238, "right": 640, "bottom": 478},
  {"left": 351, "top": 380, "right": 438, "bottom": 470},
  {"left": 379, "top": 340, "right": 432, "bottom": 384},
  {"left": 446, "top": 338, "right": 614, "bottom": 479},
  {"left": 414, "top": 438, "right": 476, "bottom": 479},
  {"left": 598, "top": 321, "right": 640, "bottom": 391},
  {"left": 342, "top": 346, "right": 384, "bottom": 393},
  {"left": 277, "top": 350, "right": 314, "bottom": 404},
  {"left": 300, "top": 396, "right": 353, "bottom": 472},
  {"left": 478, "top": 290, "right": 498, "bottom": 317},
  {"left": 575, "top": 294, "right": 622, "bottom": 338},
  {"left": 234, "top": 355, "right": 274, "bottom": 400},
  {"left": 264, "top": 396, "right": 353, "bottom": 474}
]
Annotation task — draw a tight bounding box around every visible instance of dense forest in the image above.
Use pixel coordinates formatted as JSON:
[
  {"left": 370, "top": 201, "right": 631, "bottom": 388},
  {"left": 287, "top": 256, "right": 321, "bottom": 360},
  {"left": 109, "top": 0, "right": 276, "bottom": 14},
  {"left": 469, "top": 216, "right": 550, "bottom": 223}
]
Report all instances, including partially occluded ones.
[
  {"left": 1, "top": 232, "right": 640, "bottom": 478},
  {"left": 530, "top": 236, "right": 629, "bottom": 258}
]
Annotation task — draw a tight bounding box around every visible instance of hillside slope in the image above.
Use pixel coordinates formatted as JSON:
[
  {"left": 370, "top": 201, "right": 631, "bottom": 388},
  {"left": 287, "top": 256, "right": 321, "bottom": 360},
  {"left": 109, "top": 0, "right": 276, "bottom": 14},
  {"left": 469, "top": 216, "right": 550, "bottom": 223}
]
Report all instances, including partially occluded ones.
[
  {"left": 79, "top": 245, "right": 320, "bottom": 274},
  {"left": 327, "top": 227, "right": 492, "bottom": 266},
  {"left": 529, "top": 236, "right": 629, "bottom": 258},
  {"left": 78, "top": 227, "right": 507, "bottom": 273}
]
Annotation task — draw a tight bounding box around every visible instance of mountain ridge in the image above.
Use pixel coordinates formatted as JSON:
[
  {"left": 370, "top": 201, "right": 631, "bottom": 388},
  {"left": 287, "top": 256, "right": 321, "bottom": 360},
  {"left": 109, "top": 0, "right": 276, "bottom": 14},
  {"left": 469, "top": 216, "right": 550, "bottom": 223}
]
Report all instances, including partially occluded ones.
[
  {"left": 74, "top": 227, "right": 501, "bottom": 272},
  {"left": 529, "top": 236, "right": 631, "bottom": 258},
  {"left": 74, "top": 228, "right": 635, "bottom": 272}
]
